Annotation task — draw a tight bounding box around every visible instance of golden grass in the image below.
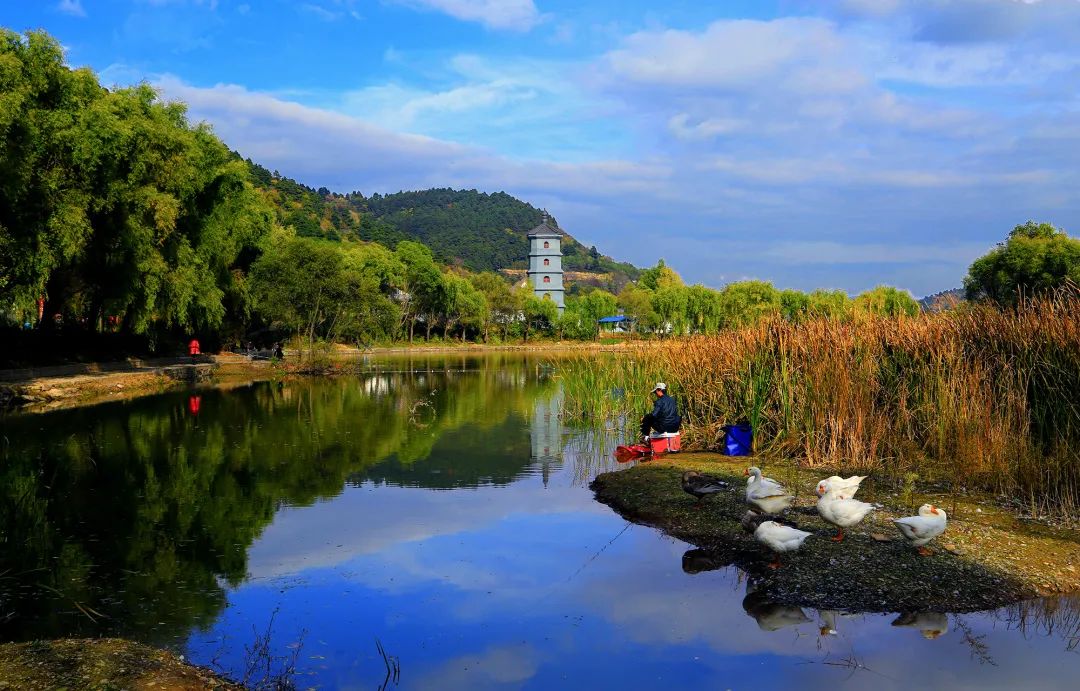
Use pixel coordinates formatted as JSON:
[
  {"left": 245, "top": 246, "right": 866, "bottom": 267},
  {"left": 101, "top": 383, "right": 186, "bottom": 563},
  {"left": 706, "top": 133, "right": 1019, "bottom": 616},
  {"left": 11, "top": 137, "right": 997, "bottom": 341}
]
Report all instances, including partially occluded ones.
[{"left": 559, "top": 294, "right": 1080, "bottom": 515}]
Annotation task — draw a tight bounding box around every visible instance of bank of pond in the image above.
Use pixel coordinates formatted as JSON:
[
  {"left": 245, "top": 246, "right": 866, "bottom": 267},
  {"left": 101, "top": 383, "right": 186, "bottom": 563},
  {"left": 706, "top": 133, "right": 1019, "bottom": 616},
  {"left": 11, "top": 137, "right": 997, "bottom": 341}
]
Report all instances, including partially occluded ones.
[{"left": 592, "top": 455, "right": 1080, "bottom": 613}]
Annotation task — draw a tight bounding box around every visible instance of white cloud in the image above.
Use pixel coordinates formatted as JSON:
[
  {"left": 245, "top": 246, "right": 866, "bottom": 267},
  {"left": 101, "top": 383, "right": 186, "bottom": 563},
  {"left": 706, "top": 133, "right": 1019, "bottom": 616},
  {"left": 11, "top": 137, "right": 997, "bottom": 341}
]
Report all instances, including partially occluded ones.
[
  {"left": 57, "top": 0, "right": 86, "bottom": 17},
  {"left": 393, "top": 0, "right": 541, "bottom": 31},
  {"left": 605, "top": 18, "right": 854, "bottom": 90}
]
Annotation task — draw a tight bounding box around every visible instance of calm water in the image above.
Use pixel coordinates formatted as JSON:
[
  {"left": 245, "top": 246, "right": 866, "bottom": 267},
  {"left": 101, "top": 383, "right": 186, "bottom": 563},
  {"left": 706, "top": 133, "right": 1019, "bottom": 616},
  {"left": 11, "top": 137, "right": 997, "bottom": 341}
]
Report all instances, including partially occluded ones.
[{"left": 2, "top": 355, "right": 1079, "bottom": 690}]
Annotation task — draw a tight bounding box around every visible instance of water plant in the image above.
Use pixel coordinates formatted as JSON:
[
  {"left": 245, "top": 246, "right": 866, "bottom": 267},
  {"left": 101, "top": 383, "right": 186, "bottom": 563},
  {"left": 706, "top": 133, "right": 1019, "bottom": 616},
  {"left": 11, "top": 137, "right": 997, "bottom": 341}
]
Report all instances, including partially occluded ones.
[{"left": 558, "top": 292, "right": 1080, "bottom": 515}]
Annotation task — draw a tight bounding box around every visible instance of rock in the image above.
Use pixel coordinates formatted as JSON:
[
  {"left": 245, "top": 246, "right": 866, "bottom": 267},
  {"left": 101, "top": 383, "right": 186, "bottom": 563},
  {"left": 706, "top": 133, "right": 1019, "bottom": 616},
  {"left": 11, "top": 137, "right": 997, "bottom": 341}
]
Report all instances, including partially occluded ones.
[{"left": 870, "top": 533, "right": 892, "bottom": 543}]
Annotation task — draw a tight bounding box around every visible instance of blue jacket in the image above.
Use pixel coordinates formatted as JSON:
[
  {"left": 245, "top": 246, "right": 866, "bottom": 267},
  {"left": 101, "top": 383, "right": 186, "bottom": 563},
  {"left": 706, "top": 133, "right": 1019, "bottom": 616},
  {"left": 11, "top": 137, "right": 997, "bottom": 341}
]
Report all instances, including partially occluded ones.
[{"left": 650, "top": 394, "right": 681, "bottom": 431}]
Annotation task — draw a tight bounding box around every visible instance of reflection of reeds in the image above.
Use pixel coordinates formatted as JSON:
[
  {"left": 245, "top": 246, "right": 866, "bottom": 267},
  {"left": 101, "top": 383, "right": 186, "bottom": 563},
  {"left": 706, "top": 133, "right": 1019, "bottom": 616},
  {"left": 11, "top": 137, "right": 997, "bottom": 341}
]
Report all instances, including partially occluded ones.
[
  {"left": 562, "top": 426, "right": 625, "bottom": 487},
  {"left": 557, "top": 294, "right": 1080, "bottom": 514},
  {"left": 998, "top": 595, "right": 1080, "bottom": 652}
]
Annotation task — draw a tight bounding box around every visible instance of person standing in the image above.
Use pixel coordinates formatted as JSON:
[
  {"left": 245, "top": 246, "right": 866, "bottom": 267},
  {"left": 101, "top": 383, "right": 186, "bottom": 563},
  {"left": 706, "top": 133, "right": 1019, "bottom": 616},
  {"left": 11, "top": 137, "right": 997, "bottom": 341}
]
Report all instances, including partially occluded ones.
[{"left": 641, "top": 382, "right": 680, "bottom": 441}]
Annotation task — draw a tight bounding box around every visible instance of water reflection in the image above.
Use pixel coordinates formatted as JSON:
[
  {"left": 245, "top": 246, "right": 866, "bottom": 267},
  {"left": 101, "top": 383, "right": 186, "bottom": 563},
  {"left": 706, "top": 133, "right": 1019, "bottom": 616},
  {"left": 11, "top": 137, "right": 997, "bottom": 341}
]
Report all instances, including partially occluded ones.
[
  {"left": 2, "top": 355, "right": 1080, "bottom": 689},
  {"left": 681, "top": 548, "right": 734, "bottom": 575},
  {"left": 742, "top": 583, "right": 812, "bottom": 632},
  {"left": 0, "top": 357, "right": 559, "bottom": 644},
  {"left": 891, "top": 612, "right": 949, "bottom": 639}
]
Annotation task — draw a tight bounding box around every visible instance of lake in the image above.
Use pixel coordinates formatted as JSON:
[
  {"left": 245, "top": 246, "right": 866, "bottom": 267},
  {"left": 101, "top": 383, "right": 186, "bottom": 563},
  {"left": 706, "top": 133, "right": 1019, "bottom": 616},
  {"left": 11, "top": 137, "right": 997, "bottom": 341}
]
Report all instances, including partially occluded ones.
[{"left": 2, "top": 354, "right": 1079, "bottom": 689}]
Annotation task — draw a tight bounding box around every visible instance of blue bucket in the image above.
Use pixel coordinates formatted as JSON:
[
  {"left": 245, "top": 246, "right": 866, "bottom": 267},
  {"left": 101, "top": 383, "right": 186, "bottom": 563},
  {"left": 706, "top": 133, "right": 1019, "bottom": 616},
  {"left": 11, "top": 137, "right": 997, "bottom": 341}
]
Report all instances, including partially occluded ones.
[{"left": 722, "top": 424, "right": 752, "bottom": 456}]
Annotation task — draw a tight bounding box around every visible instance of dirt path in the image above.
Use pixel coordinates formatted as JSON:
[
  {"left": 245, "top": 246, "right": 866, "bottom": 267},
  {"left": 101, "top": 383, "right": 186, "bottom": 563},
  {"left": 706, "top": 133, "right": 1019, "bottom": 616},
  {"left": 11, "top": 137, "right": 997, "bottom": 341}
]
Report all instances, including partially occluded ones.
[{"left": 0, "top": 354, "right": 280, "bottom": 412}]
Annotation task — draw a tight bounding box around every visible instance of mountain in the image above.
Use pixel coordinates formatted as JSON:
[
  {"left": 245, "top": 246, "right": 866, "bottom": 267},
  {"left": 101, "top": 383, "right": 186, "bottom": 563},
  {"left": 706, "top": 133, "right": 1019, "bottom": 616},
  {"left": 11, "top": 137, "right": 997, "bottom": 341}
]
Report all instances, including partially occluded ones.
[
  {"left": 919, "top": 288, "right": 965, "bottom": 312},
  {"left": 245, "top": 160, "right": 640, "bottom": 291}
]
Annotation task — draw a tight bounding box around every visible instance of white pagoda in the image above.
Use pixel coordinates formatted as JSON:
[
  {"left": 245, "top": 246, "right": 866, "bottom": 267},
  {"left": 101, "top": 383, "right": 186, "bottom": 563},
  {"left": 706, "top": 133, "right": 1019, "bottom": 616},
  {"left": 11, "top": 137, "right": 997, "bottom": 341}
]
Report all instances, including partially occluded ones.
[{"left": 526, "top": 214, "right": 564, "bottom": 313}]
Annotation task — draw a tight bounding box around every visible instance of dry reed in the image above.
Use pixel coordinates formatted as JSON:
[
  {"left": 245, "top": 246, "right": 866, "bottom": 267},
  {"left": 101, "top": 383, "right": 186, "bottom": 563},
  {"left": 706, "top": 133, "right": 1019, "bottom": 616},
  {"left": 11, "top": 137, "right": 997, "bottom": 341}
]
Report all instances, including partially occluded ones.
[{"left": 558, "top": 293, "right": 1080, "bottom": 515}]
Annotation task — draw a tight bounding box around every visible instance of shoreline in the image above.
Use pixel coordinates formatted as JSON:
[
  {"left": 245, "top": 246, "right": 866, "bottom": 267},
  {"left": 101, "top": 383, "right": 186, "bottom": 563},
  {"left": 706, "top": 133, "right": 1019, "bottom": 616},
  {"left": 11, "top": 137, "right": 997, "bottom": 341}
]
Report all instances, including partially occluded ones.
[
  {"left": 591, "top": 454, "right": 1080, "bottom": 613},
  {"left": 0, "top": 343, "right": 609, "bottom": 412},
  {"left": 0, "top": 638, "right": 240, "bottom": 690}
]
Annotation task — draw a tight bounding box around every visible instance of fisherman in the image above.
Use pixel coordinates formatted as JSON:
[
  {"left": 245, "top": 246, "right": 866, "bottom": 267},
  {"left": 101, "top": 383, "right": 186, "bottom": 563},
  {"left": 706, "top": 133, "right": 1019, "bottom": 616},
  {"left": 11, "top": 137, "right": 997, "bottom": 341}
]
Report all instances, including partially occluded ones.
[{"left": 641, "top": 382, "right": 680, "bottom": 442}]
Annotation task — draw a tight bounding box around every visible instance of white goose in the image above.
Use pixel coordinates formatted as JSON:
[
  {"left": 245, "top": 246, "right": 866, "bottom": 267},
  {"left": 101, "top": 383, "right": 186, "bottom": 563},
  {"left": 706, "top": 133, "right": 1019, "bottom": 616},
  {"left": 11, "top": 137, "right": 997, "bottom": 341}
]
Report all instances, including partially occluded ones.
[
  {"left": 822, "top": 474, "right": 868, "bottom": 500},
  {"left": 892, "top": 504, "right": 947, "bottom": 556},
  {"left": 815, "top": 479, "right": 874, "bottom": 541},
  {"left": 745, "top": 466, "right": 795, "bottom": 514},
  {"left": 753, "top": 520, "right": 813, "bottom": 569}
]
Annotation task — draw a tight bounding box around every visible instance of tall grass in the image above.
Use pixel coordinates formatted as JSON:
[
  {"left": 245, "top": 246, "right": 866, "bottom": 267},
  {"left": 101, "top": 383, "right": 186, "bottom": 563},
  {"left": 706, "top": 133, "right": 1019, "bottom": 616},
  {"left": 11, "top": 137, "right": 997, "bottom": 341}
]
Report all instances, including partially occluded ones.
[{"left": 558, "top": 293, "right": 1080, "bottom": 515}]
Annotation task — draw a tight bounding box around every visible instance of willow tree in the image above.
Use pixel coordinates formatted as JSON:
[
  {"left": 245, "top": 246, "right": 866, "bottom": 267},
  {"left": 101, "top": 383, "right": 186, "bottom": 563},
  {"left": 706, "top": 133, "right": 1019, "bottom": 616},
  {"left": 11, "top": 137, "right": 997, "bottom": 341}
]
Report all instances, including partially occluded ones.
[
  {"left": 0, "top": 29, "right": 271, "bottom": 340},
  {"left": 853, "top": 285, "right": 919, "bottom": 318},
  {"left": 0, "top": 29, "right": 101, "bottom": 318}
]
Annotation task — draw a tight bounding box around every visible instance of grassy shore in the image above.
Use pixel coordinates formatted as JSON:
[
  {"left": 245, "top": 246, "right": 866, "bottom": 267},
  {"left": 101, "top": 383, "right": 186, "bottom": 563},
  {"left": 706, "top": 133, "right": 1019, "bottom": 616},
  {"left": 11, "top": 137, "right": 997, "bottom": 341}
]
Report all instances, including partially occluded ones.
[
  {"left": 0, "top": 638, "right": 239, "bottom": 690},
  {"left": 592, "top": 454, "right": 1080, "bottom": 612},
  {"left": 563, "top": 294, "right": 1080, "bottom": 516}
]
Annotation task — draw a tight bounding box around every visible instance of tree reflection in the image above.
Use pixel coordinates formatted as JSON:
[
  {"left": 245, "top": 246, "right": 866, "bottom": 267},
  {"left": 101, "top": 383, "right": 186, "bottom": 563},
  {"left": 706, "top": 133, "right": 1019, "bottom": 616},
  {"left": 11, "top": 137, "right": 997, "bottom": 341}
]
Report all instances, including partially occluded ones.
[{"left": 0, "top": 359, "right": 554, "bottom": 644}]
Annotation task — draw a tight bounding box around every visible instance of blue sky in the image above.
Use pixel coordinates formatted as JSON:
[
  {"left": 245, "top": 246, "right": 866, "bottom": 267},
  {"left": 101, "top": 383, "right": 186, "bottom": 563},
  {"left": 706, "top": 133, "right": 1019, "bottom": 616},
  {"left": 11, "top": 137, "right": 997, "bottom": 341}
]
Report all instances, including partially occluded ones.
[{"left": 7, "top": 0, "right": 1080, "bottom": 296}]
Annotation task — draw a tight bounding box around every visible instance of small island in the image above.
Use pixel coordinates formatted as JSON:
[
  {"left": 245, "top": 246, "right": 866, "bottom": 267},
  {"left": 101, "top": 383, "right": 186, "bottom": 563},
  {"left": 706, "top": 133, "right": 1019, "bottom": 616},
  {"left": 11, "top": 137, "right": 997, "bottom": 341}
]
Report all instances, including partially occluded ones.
[{"left": 591, "top": 454, "right": 1080, "bottom": 613}]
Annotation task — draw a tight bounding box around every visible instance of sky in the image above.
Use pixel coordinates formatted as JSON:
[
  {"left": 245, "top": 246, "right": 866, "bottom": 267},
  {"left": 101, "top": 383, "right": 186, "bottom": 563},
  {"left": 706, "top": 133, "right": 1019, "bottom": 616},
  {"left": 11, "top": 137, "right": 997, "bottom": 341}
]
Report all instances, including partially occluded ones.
[{"left": 6, "top": 0, "right": 1080, "bottom": 296}]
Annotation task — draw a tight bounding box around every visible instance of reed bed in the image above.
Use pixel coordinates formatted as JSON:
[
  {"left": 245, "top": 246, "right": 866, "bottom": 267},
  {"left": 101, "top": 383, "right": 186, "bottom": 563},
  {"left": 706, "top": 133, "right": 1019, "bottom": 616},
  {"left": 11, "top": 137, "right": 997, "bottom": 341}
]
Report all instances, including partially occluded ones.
[{"left": 558, "top": 293, "right": 1080, "bottom": 515}]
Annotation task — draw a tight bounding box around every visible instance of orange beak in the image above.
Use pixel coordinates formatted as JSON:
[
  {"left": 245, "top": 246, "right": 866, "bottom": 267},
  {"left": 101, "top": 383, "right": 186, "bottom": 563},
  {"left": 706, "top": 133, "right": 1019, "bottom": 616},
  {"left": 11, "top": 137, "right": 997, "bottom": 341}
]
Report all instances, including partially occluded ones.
[
  {"left": 930, "top": 506, "right": 939, "bottom": 514},
  {"left": 816, "top": 485, "right": 824, "bottom": 496},
  {"left": 743, "top": 469, "right": 749, "bottom": 476}
]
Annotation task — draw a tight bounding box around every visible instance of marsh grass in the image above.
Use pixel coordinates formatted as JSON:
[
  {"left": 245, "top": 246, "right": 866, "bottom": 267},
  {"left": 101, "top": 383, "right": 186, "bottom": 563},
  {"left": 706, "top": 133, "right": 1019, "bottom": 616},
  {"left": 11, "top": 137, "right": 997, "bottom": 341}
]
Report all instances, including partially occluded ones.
[{"left": 558, "top": 293, "right": 1080, "bottom": 515}]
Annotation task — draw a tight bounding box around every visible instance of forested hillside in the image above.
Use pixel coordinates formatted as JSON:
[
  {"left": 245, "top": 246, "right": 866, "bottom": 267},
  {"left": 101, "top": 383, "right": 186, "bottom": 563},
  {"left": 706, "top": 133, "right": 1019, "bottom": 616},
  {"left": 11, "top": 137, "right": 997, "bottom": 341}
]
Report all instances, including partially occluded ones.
[{"left": 245, "top": 162, "right": 640, "bottom": 287}]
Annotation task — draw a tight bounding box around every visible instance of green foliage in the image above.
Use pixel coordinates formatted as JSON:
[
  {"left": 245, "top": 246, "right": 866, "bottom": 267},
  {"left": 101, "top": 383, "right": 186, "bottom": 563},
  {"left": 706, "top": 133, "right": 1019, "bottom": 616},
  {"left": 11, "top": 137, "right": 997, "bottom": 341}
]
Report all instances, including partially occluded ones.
[
  {"left": 637, "top": 259, "right": 683, "bottom": 291},
  {"left": 964, "top": 221, "right": 1080, "bottom": 305},
  {"left": 685, "top": 285, "right": 723, "bottom": 333},
  {"left": 559, "top": 289, "right": 618, "bottom": 340},
  {"left": 0, "top": 29, "right": 272, "bottom": 339},
  {"left": 470, "top": 271, "right": 519, "bottom": 341},
  {"left": 807, "top": 289, "right": 853, "bottom": 320},
  {"left": 441, "top": 272, "right": 487, "bottom": 340},
  {"left": 396, "top": 240, "right": 447, "bottom": 340},
  {"left": 652, "top": 285, "right": 690, "bottom": 335},
  {"left": 718, "top": 280, "right": 781, "bottom": 328},
  {"left": 618, "top": 284, "right": 659, "bottom": 333},
  {"left": 522, "top": 288, "right": 558, "bottom": 341},
  {"left": 854, "top": 285, "right": 920, "bottom": 317}
]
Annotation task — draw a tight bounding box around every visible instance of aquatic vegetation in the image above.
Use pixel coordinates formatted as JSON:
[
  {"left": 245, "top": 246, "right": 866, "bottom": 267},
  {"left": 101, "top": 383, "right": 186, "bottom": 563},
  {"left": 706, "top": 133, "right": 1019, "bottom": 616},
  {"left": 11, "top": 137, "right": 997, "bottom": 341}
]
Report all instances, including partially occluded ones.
[{"left": 560, "top": 293, "right": 1080, "bottom": 515}]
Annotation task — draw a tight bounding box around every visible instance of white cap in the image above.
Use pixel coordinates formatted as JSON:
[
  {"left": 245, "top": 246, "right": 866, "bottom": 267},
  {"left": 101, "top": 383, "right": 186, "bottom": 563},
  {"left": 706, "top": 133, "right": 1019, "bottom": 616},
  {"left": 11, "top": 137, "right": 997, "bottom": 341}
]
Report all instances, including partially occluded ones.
[{"left": 653, "top": 382, "right": 667, "bottom": 392}]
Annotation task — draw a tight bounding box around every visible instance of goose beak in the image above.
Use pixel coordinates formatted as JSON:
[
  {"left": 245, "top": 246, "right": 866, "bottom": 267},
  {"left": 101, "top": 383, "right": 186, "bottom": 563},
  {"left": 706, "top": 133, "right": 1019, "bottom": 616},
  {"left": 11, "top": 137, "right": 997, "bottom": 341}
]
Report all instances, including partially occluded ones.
[
  {"left": 743, "top": 469, "right": 749, "bottom": 476},
  {"left": 930, "top": 506, "right": 939, "bottom": 514}
]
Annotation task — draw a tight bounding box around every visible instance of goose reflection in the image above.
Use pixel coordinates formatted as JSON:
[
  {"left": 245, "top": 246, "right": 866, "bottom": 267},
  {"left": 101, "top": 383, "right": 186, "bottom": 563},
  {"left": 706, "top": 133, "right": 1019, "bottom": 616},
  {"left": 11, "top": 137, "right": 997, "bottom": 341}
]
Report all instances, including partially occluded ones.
[
  {"left": 817, "top": 609, "right": 859, "bottom": 636},
  {"left": 819, "top": 609, "right": 840, "bottom": 636},
  {"left": 742, "top": 584, "right": 812, "bottom": 632},
  {"left": 681, "top": 548, "right": 734, "bottom": 575},
  {"left": 891, "top": 612, "right": 949, "bottom": 639}
]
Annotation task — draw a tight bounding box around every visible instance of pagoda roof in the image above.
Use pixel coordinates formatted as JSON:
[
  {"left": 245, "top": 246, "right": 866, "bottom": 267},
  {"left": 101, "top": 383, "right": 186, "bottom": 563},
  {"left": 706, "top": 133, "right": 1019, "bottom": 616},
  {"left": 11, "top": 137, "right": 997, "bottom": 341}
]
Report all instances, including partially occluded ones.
[{"left": 527, "top": 219, "right": 564, "bottom": 238}]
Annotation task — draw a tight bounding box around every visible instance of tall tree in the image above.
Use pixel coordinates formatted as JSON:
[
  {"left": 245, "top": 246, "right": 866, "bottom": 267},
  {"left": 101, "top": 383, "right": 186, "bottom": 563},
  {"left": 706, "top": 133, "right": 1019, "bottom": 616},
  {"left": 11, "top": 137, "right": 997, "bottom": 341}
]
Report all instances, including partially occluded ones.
[
  {"left": 964, "top": 221, "right": 1080, "bottom": 305},
  {"left": 470, "top": 272, "right": 517, "bottom": 342},
  {"left": 0, "top": 29, "right": 271, "bottom": 339},
  {"left": 718, "top": 280, "right": 781, "bottom": 328}
]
